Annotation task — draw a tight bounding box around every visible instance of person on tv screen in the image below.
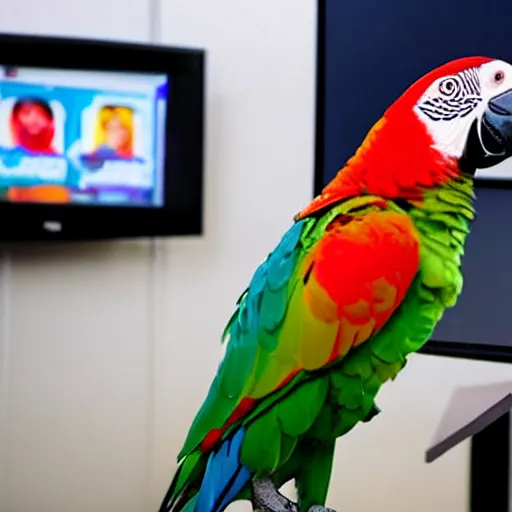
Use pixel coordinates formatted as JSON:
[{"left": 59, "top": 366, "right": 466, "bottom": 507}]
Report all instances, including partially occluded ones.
[
  {"left": 92, "top": 105, "right": 134, "bottom": 160},
  {"left": 10, "top": 98, "right": 58, "bottom": 155}
]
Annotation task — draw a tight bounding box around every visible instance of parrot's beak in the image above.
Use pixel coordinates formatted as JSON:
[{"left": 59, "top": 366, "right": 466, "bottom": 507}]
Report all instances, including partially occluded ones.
[
  {"left": 459, "top": 88, "right": 512, "bottom": 173},
  {"left": 481, "top": 88, "right": 512, "bottom": 157}
]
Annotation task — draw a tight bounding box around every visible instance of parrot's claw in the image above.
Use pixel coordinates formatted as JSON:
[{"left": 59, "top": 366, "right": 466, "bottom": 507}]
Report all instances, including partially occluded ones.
[
  {"left": 252, "top": 479, "right": 337, "bottom": 512},
  {"left": 307, "top": 507, "right": 336, "bottom": 512},
  {"left": 252, "top": 479, "right": 297, "bottom": 512}
]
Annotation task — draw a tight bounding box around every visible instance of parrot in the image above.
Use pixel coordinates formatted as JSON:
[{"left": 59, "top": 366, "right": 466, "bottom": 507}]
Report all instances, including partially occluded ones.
[{"left": 158, "top": 56, "right": 512, "bottom": 512}]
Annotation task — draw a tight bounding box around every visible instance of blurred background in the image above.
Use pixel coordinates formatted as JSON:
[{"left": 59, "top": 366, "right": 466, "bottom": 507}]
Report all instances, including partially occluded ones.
[{"left": 0, "top": 1, "right": 510, "bottom": 512}]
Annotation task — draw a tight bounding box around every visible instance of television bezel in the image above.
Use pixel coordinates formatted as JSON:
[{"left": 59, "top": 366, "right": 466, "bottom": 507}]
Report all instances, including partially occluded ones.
[
  {"left": 314, "top": 0, "right": 512, "bottom": 363},
  {"left": 0, "top": 33, "right": 205, "bottom": 240}
]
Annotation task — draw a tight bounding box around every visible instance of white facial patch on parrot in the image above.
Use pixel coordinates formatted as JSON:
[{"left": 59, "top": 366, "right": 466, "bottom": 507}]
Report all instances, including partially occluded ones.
[{"left": 414, "top": 60, "right": 512, "bottom": 158}]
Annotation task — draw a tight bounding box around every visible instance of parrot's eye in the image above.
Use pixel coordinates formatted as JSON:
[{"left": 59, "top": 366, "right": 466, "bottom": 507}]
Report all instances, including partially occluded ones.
[
  {"left": 438, "top": 77, "right": 460, "bottom": 97},
  {"left": 493, "top": 71, "right": 505, "bottom": 85}
]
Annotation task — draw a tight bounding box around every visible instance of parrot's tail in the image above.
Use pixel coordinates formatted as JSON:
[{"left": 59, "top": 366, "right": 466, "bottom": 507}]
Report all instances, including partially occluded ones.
[
  {"left": 158, "top": 427, "right": 253, "bottom": 512},
  {"left": 179, "top": 495, "right": 199, "bottom": 512},
  {"left": 158, "top": 449, "right": 207, "bottom": 512}
]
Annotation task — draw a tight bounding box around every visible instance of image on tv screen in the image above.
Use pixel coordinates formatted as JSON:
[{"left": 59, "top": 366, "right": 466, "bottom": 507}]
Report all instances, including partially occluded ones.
[{"left": 0, "top": 65, "right": 169, "bottom": 207}]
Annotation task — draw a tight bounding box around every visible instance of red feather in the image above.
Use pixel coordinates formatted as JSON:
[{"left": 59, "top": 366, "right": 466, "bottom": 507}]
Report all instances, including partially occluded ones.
[
  {"left": 199, "top": 397, "right": 256, "bottom": 452},
  {"left": 298, "top": 56, "right": 493, "bottom": 219}
]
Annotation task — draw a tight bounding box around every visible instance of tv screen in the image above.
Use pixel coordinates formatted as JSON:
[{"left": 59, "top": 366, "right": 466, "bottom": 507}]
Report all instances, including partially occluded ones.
[
  {"left": 0, "top": 66, "right": 168, "bottom": 208},
  {"left": 316, "top": 0, "right": 512, "bottom": 362},
  {"left": 0, "top": 34, "right": 205, "bottom": 239}
]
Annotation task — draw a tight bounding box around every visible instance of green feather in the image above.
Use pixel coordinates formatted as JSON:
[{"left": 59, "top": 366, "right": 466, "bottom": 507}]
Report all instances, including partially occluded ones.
[
  {"left": 178, "top": 219, "right": 309, "bottom": 460},
  {"left": 180, "top": 495, "right": 199, "bottom": 512},
  {"left": 279, "top": 433, "right": 298, "bottom": 466},
  {"left": 160, "top": 449, "right": 207, "bottom": 512},
  {"left": 276, "top": 377, "right": 329, "bottom": 438},
  {"left": 241, "top": 408, "right": 282, "bottom": 476},
  {"left": 295, "top": 440, "right": 336, "bottom": 512},
  {"left": 329, "top": 372, "right": 364, "bottom": 409}
]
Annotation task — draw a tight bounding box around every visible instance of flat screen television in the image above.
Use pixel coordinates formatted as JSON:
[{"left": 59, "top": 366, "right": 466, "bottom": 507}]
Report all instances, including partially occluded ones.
[
  {"left": 0, "top": 33, "right": 205, "bottom": 240},
  {"left": 315, "top": 0, "right": 512, "bottom": 363}
]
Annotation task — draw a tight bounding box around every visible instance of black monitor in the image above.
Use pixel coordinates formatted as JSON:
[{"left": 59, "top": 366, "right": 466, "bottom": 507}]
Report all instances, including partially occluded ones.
[
  {"left": 316, "top": 0, "right": 512, "bottom": 363},
  {"left": 0, "top": 33, "right": 205, "bottom": 240}
]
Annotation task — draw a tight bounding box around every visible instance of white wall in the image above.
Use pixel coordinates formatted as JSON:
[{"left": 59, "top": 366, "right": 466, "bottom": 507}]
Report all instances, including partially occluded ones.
[
  {"left": 0, "top": 2, "right": 511, "bottom": 512},
  {"left": 0, "top": 2, "right": 155, "bottom": 512},
  {"left": 153, "top": 1, "right": 317, "bottom": 509},
  {"left": 1, "top": 0, "right": 150, "bottom": 41}
]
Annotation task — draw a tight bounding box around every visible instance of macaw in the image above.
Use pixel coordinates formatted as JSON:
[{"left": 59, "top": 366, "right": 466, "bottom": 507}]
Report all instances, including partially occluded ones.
[{"left": 158, "top": 57, "right": 512, "bottom": 512}]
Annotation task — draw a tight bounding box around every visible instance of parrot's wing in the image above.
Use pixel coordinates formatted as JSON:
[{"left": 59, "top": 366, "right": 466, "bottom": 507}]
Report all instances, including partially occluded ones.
[{"left": 178, "top": 204, "right": 420, "bottom": 461}]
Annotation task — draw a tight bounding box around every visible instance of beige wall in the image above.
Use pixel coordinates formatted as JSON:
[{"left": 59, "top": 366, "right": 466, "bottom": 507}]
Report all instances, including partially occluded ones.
[{"left": 0, "top": 2, "right": 510, "bottom": 512}]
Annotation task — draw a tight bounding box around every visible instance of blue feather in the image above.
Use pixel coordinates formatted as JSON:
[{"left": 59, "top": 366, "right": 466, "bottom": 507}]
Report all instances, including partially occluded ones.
[{"left": 195, "top": 428, "right": 252, "bottom": 512}]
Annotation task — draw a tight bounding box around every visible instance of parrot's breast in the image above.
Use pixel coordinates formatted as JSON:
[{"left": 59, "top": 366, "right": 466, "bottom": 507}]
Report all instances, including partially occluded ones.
[{"left": 309, "top": 177, "right": 475, "bottom": 443}]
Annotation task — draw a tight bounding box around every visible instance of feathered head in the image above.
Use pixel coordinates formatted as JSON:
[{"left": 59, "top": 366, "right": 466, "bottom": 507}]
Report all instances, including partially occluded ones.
[{"left": 300, "top": 57, "right": 512, "bottom": 217}]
